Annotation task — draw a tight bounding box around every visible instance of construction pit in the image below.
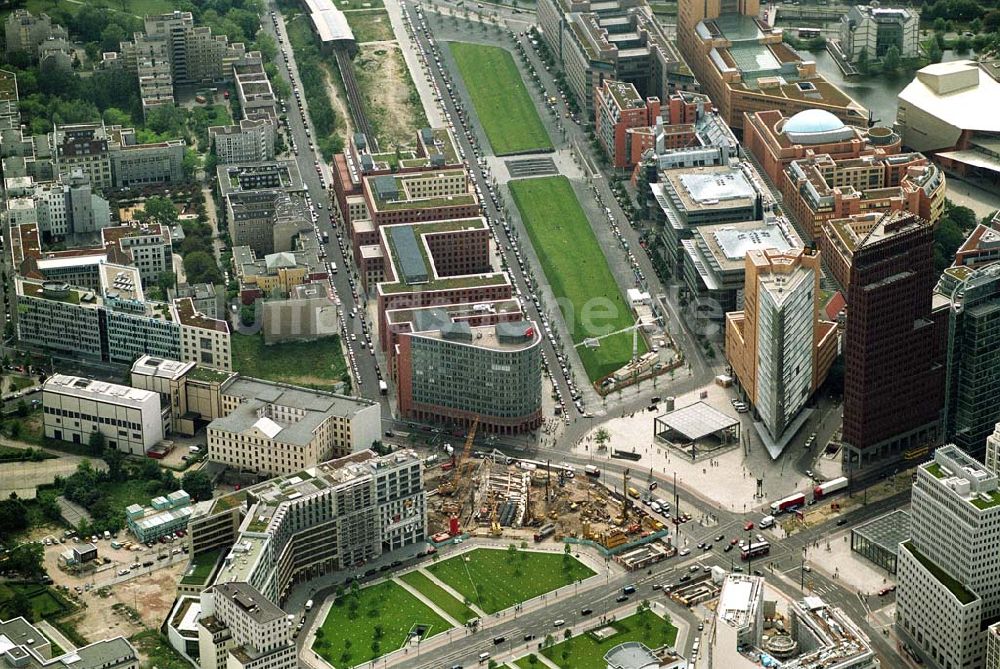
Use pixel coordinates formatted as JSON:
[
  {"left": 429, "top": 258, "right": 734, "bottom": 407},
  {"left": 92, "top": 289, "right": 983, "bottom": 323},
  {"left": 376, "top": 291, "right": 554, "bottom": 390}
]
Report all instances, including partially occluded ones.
[{"left": 424, "top": 453, "right": 673, "bottom": 552}]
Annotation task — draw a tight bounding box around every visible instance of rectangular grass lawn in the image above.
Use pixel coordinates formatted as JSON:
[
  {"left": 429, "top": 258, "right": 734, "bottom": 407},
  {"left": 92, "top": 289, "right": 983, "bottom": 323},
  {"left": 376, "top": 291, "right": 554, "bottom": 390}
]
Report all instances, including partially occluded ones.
[
  {"left": 426, "top": 547, "right": 595, "bottom": 614},
  {"left": 509, "top": 176, "right": 647, "bottom": 381},
  {"left": 448, "top": 42, "right": 552, "bottom": 155},
  {"left": 541, "top": 609, "right": 677, "bottom": 669},
  {"left": 398, "top": 570, "right": 479, "bottom": 622},
  {"left": 231, "top": 333, "right": 347, "bottom": 391},
  {"left": 312, "top": 581, "right": 451, "bottom": 667}
]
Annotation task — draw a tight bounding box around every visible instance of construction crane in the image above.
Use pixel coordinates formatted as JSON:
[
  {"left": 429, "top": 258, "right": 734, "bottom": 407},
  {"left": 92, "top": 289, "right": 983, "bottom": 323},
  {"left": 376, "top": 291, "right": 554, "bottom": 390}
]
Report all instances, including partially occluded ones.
[
  {"left": 576, "top": 316, "right": 663, "bottom": 365},
  {"left": 451, "top": 417, "right": 480, "bottom": 522}
]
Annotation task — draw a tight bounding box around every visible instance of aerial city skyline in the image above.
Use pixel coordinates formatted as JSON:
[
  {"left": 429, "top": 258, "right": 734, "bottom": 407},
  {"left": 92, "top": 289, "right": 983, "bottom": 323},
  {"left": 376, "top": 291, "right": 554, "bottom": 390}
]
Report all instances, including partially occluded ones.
[{"left": 0, "top": 0, "right": 997, "bottom": 667}]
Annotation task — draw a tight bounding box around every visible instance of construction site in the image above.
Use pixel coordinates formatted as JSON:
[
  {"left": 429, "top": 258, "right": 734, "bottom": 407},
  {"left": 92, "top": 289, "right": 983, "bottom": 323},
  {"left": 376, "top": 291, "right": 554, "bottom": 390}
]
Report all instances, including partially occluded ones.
[{"left": 424, "top": 420, "right": 675, "bottom": 553}]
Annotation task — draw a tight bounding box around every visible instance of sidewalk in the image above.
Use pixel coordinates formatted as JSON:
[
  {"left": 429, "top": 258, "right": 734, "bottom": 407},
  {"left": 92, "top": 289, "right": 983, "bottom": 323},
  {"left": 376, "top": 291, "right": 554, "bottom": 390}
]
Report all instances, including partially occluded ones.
[{"left": 37, "top": 621, "right": 76, "bottom": 653}]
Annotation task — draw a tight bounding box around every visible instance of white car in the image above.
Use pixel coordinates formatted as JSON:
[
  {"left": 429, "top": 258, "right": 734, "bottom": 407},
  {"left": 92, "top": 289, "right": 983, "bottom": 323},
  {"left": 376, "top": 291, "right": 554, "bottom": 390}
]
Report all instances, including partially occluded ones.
[{"left": 679, "top": 548, "right": 691, "bottom": 556}]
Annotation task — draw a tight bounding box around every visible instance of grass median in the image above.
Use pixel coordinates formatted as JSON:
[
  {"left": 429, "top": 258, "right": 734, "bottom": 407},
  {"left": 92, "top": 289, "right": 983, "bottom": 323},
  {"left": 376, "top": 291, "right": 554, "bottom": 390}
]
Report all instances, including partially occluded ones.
[
  {"left": 426, "top": 547, "right": 594, "bottom": 614},
  {"left": 509, "top": 176, "right": 646, "bottom": 381},
  {"left": 312, "top": 581, "right": 452, "bottom": 667},
  {"left": 448, "top": 42, "right": 552, "bottom": 155}
]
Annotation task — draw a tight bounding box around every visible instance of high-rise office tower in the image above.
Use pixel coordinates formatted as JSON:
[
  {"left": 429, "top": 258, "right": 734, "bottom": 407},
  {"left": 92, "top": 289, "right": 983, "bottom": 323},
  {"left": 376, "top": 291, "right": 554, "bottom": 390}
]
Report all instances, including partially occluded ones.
[
  {"left": 897, "top": 446, "right": 1000, "bottom": 669},
  {"left": 841, "top": 211, "right": 945, "bottom": 470}
]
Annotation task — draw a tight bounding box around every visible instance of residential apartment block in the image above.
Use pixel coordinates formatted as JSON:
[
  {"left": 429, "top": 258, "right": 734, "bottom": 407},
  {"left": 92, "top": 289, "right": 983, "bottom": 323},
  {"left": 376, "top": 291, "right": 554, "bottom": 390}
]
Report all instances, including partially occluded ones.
[
  {"left": 210, "top": 119, "right": 276, "bottom": 164},
  {"left": 46, "top": 123, "right": 185, "bottom": 191},
  {"left": 724, "top": 249, "right": 838, "bottom": 456},
  {"left": 840, "top": 211, "right": 945, "bottom": 468},
  {"left": 677, "top": 0, "right": 866, "bottom": 132},
  {"left": 120, "top": 11, "right": 247, "bottom": 115},
  {"left": 232, "top": 245, "right": 326, "bottom": 302},
  {"left": 4, "top": 10, "right": 67, "bottom": 61},
  {"left": 0, "top": 617, "right": 138, "bottom": 669},
  {"left": 897, "top": 446, "right": 1000, "bottom": 669},
  {"left": 838, "top": 4, "right": 919, "bottom": 63},
  {"left": 42, "top": 374, "right": 164, "bottom": 454},
  {"left": 594, "top": 80, "right": 662, "bottom": 169}
]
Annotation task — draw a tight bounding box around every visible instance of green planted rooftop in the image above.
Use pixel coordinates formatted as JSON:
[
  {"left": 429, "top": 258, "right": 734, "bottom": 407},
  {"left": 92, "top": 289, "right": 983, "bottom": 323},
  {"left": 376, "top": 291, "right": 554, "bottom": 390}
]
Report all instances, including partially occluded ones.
[
  {"left": 187, "top": 366, "right": 233, "bottom": 384},
  {"left": 903, "top": 541, "right": 976, "bottom": 604},
  {"left": 971, "top": 490, "right": 1000, "bottom": 509},
  {"left": 926, "top": 463, "right": 947, "bottom": 479}
]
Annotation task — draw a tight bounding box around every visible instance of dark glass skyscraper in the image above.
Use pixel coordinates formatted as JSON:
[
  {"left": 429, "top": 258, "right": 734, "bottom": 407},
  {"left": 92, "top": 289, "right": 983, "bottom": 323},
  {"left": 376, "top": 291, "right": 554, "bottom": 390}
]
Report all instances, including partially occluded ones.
[{"left": 842, "top": 211, "right": 946, "bottom": 470}]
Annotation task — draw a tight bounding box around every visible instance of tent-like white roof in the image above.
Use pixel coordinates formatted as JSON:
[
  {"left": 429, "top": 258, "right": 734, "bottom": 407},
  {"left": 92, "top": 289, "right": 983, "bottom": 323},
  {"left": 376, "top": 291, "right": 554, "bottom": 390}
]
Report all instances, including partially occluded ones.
[{"left": 898, "top": 60, "right": 1000, "bottom": 134}]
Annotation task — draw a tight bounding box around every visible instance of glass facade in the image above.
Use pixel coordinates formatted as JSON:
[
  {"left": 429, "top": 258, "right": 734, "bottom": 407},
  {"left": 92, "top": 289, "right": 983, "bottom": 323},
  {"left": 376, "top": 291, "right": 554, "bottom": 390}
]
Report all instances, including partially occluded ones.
[
  {"left": 409, "top": 334, "right": 541, "bottom": 422},
  {"left": 851, "top": 509, "right": 910, "bottom": 574}
]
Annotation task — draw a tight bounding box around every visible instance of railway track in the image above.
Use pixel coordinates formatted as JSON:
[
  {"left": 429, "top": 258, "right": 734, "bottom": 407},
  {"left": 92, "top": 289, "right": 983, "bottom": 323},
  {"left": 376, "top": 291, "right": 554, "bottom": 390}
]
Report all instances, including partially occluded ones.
[{"left": 335, "top": 47, "right": 379, "bottom": 153}]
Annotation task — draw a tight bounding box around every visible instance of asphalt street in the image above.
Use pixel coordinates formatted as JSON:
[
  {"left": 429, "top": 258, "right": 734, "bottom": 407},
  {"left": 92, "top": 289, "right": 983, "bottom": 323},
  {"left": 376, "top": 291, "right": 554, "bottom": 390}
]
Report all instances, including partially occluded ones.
[{"left": 261, "top": 3, "right": 387, "bottom": 408}]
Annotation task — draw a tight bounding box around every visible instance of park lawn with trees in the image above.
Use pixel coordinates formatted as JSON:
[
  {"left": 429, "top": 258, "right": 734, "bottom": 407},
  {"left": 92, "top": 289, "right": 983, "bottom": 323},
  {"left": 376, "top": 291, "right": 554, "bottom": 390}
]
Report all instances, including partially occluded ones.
[
  {"left": 426, "top": 546, "right": 595, "bottom": 614},
  {"left": 231, "top": 334, "right": 349, "bottom": 391},
  {"left": 539, "top": 606, "right": 677, "bottom": 669},
  {"left": 398, "top": 570, "right": 479, "bottom": 622},
  {"left": 509, "top": 176, "right": 647, "bottom": 381},
  {"left": 448, "top": 42, "right": 552, "bottom": 155},
  {"left": 312, "top": 581, "right": 452, "bottom": 667}
]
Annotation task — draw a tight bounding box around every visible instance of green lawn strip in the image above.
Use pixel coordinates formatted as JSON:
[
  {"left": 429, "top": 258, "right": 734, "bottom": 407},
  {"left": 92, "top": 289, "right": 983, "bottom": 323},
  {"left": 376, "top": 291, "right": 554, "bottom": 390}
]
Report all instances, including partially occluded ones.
[
  {"left": 343, "top": 9, "right": 395, "bottom": 42},
  {"left": 398, "top": 571, "right": 479, "bottom": 622},
  {"left": 541, "top": 609, "right": 678, "bottom": 669},
  {"left": 231, "top": 333, "right": 347, "bottom": 390},
  {"left": 426, "top": 548, "right": 595, "bottom": 614},
  {"left": 514, "top": 657, "right": 542, "bottom": 669},
  {"left": 180, "top": 549, "right": 222, "bottom": 585},
  {"left": 509, "top": 176, "right": 646, "bottom": 380},
  {"left": 312, "top": 581, "right": 452, "bottom": 666},
  {"left": 448, "top": 42, "right": 552, "bottom": 155}
]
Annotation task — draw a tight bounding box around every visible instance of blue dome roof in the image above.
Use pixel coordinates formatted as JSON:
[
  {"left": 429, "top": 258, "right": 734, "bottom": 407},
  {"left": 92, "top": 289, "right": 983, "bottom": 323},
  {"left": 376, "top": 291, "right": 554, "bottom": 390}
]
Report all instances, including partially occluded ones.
[{"left": 783, "top": 109, "right": 845, "bottom": 134}]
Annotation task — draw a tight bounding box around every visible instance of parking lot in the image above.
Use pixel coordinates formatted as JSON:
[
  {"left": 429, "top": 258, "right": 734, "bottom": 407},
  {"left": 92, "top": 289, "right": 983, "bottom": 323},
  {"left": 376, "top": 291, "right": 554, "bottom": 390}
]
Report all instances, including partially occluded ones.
[{"left": 40, "top": 530, "right": 190, "bottom": 592}]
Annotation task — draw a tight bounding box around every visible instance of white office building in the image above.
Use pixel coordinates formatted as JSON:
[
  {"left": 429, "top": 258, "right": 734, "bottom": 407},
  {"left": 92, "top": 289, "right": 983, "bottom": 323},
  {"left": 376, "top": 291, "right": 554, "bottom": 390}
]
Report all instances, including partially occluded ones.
[
  {"left": 42, "top": 374, "right": 164, "bottom": 454},
  {"left": 713, "top": 575, "right": 766, "bottom": 668},
  {"left": 897, "top": 445, "right": 1000, "bottom": 669},
  {"left": 198, "top": 582, "right": 295, "bottom": 669},
  {"left": 987, "top": 621, "right": 1000, "bottom": 669},
  {"left": 985, "top": 422, "right": 1000, "bottom": 475}
]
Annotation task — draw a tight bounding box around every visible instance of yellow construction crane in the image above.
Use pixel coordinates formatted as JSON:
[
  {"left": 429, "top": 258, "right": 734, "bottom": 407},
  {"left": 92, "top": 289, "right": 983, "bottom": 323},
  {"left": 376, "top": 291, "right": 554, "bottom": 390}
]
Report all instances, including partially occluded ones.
[{"left": 451, "top": 417, "right": 480, "bottom": 522}]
